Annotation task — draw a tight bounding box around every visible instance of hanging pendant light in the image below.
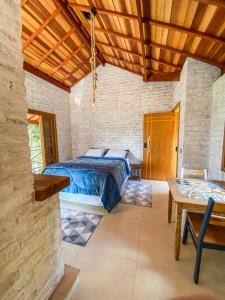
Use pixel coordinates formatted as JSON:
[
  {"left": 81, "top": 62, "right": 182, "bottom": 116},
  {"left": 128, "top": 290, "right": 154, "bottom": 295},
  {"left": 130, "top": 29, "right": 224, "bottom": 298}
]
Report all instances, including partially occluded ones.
[{"left": 90, "top": 7, "right": 97, "bottom": 108}]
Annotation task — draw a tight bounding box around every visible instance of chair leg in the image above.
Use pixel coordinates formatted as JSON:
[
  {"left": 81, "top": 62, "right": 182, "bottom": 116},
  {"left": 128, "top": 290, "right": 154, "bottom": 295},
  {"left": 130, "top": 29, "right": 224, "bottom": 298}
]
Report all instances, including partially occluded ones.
[
  {"left": 182, "top": 218, "right": 188, "bottom": 245},
  {"left": 194, "top": 246, "right": 203, "bottom": 284}
]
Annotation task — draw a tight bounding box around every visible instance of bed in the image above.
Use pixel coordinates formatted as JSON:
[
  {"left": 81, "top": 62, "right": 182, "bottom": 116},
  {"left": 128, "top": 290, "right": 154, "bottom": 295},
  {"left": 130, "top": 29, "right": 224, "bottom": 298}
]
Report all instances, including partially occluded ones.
[{"left": 42, "top": 154, "right": 130, "bottom": 212}]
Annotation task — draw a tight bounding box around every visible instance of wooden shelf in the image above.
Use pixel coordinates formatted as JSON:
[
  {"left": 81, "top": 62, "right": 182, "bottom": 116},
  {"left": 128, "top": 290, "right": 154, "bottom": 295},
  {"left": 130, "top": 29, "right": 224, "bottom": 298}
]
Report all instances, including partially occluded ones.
[{"left": 34, "top": 174, "right": 70, "bottom": 201}]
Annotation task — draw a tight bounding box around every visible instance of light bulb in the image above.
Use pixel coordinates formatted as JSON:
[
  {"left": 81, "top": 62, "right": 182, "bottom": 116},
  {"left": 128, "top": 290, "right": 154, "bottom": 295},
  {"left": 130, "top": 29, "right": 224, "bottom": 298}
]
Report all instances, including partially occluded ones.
[{"left": 92, "top": 102, "right": 96, "bottom": 108}]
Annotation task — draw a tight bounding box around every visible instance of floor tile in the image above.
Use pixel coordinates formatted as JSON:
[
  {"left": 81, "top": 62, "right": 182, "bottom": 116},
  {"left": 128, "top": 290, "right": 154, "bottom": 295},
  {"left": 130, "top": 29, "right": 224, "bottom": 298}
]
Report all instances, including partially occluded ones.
[
  {"left": 62, "top": 241, "right": 82, "bottom": 265},
  {"left": 69, "top": 247, "right": 136, "bottom": 300}
]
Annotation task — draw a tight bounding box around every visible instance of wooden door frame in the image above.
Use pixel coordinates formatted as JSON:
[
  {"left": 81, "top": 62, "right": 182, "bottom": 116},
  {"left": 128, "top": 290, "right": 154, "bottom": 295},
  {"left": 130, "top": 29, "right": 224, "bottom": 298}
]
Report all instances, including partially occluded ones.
[
  {"left": 27, "top": 108, "right": 59, "bottom": 165},
  {"left": 172, "top": 102, "right": 180, "bottom": 177}
]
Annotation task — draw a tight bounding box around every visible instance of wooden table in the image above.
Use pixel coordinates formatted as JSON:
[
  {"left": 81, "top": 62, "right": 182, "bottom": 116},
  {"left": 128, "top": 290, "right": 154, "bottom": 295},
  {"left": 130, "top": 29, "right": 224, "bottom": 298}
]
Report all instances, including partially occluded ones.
[
  {"left": 129, "top": 161, "right": 142, "bottom": 180},
  {"left": 167, "top": 178, "right": 225, "bottom": 261}
]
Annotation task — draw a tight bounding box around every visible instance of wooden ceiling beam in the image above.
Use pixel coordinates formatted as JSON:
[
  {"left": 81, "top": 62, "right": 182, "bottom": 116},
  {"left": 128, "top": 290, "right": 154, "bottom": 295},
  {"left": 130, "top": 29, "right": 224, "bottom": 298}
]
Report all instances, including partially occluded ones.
[
  {"left": 94, "top": 27, "right": 141, "bottom": 43},
  {"left": 97, "top": 41, "right": 142, "bottom": 58},
  {"left": 68, "top": 3, "right": 138, "bottom": 21},
  {"left": 145, "top": 41, "right": 225, "bottom": 69},
  {"left": 35, "top": 27, "right": 75, "bottom": 67},
  {"left": 23, "top": 62, "right": 71, "bottom": 92},
  {"left": 102, "top": 53, "right": 144, "bottom": 69},
  {"left": 50, "top": 43, "right": 86, "bottom": 76},
  {"left": 63, "top": 56, "right": 91, "bottom": 82},
  {"left": 148, "top": 71, "right": 181, "bottom": 82},
  {"left": 193, "top": 0, "right": 225, "bottom": 8},
  {"left": 142, "top": 18, "right": 225, "bottom": 45},
  {"left": 57, "top": 0, "right": 104, "bottom": 65},
  {"left": 136, "top": 0, "right": 148, "bottom": 82},
  {"left": 23, "top": 7, "right": 62, "bottom": 50},
  {"left": 107, "top": 62, "right": 143, "bottom": 77}
]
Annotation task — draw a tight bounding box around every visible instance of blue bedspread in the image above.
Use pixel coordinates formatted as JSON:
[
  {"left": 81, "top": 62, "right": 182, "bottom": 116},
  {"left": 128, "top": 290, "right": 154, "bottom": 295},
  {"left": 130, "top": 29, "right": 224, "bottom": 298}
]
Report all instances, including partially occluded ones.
[{"left": 43, "top": 156, "right": 130, "bottom": 212}]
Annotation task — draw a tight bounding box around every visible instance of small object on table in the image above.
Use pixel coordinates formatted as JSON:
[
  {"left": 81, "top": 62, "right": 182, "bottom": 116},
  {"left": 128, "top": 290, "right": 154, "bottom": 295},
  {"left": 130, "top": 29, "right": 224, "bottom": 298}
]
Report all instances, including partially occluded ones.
[
  {"left": 167, "top": 178, "right": 225, "bottom": 261},
  {"left": 129, "top": 160, "right": 142, "bottom": 181}
]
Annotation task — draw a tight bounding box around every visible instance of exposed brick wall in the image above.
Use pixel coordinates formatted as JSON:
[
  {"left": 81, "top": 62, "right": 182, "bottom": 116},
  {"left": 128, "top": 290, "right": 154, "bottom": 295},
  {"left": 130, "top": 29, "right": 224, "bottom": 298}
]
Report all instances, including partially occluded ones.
[
  {"left": 25, "top": 72, "right": 72, "bottom": 162},
  {"left": 0, "top": 1, "right": 64, "bottom": 299},
  {"left": 209, "top": 74, "right": 225, "bottom": 180},
  {"left": 70, "top": 64, "right": 174, "bottom": 160},
  {"left": 173, "top": 58, "right": 220, "bottom": 175}
]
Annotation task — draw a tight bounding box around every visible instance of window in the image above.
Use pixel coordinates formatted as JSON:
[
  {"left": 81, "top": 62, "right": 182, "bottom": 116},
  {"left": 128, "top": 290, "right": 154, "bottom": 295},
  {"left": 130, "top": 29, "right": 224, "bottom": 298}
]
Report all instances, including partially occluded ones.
[
  {"left": 27, "top": 109, "right": 58, "bottom": 173},
  {"left": 222, "top": 125, "right": 225, "bottom": 172}
]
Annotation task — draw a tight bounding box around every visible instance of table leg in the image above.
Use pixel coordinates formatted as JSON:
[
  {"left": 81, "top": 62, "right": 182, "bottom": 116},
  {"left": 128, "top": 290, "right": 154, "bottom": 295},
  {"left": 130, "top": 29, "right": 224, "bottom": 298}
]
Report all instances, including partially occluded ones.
[
  {"left": 168, "top": 190, "right": 173, "bottom": 223},
  {"left": 175, "top": 203, "right": 182, "bottom": 261}
]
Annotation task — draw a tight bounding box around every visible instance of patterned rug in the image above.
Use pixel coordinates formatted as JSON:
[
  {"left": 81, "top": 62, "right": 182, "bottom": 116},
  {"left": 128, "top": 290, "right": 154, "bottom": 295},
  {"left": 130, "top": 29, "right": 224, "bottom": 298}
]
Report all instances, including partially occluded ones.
[
  {"left": 61, "top": 208, "right": 103, "bottom": 246},
  {"left": 121, "top": 180, "right": 152, "bottom": 207}
]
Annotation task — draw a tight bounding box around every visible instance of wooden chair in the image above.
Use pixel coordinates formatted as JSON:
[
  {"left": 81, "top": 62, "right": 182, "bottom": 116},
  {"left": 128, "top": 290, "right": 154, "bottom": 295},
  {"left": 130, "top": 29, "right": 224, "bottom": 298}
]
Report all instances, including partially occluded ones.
[
  {"left": 182, "top": 198, "right": 225, "bottom": 284},
  {"left": 181, "top": 168, "right": 208, "bottom": 180}
]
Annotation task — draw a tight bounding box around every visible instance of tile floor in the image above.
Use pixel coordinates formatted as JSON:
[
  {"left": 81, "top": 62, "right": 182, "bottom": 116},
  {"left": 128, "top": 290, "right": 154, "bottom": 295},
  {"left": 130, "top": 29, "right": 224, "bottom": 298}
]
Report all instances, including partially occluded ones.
[{"left": 62, "top": 180, "right": 225, "bottom": 300}]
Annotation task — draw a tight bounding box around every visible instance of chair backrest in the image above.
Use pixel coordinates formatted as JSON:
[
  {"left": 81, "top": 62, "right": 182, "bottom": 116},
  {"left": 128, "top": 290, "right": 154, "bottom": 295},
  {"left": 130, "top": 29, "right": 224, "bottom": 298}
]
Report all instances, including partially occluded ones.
[
  {"left": 198, "top": 198, "right": 215, "bottom": 244},
  {"left": 181, "top": 168, "right": 208, "bottom": 180}
]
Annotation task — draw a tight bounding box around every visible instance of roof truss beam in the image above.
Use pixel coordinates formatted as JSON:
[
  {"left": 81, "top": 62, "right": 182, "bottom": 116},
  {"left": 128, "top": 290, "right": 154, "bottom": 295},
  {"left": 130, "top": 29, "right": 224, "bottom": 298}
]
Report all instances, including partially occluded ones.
[
  {"left": 35, "top": 27, "right": 75, "bottom": 67},
  {"left": 50, "top": 43, "right": 86, "bottom": 76},
  {"left": 142, "top": 18, "right": 225, "bottom": 44},
  {"left": 62, "top": 56, "right": 91, "bottom": 82},
  {"left": 146, "top": 41, "right": 225, "bottom": 69},
  {"left": 136, "top": 0, "right": 148, "bottom": 81}
]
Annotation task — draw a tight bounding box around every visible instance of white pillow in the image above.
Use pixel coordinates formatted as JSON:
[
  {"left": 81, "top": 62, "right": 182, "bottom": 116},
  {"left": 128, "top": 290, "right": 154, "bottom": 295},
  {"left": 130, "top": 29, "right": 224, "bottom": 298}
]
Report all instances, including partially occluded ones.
[
  {"left": 104, "top": 149, "right": 128, "bottom": 158},
  {"left": 85, "top": 148, "right": 106, "bottom": 157}
]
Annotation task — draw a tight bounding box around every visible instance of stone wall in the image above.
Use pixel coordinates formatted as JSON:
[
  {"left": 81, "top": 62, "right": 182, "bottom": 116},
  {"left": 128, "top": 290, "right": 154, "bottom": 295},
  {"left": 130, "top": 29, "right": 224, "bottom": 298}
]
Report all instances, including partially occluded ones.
[
  {"left": 173, "top": 58, "right": 220, "bottom": 175},
  {"left": 70, "top": 64, "right": 174, "bottom": 159},
  {"left": 209, "top": 74, "right": 225, "bottom": 180},
  {"left": 0, "top": 1, "right": 64, "bottom": 299},
  {"left": 25, "top": 72, "right": 72, "bottom": 162}
]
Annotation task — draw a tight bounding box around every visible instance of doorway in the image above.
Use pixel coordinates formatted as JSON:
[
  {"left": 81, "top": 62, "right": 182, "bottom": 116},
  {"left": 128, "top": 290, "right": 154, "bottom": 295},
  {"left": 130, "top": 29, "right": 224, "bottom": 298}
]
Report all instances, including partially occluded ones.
[
  {"left": 27, "top": 109, "right": 58, "bottom": 173},
  {"left": 143, "top": 104, "right": 180, "bottom": 181}
]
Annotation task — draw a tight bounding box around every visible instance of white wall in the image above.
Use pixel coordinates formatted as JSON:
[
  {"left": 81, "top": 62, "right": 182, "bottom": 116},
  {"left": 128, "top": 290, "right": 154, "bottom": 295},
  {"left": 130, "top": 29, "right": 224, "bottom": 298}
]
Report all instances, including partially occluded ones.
[
  {"left": 173, "top": 58, "right": 220, "bottom": 175},
  {"left": 209, "top": 74, "right": 225, "bottom": 180},
  {"left": 25, "top": 72, "right": 72, "bottom": 162},
  {"left": 70, "top": 64, "right": 174, "bottom": 160}
]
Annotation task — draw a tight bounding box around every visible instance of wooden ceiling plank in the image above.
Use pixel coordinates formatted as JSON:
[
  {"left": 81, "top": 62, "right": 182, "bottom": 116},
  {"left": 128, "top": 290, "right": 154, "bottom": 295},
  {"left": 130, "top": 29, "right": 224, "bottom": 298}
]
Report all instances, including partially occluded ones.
[
  {"left": 21, "top": 0, "right": 29, "bottom": 7},
  {"left": 193, "top": 0, "right": 225, "bottom": 8},
  {"left": 147, "top": 56, "right": 182, "bottom": 69},
  {"left": 71, "top": 61, "right": 101, "bottom": 87},
  {"left": 68, "top": 3, "right": 138, "bottom": 21},
  {"left": 57, "top": 0, "right": 104, "bottom": 64},
  {"left": 136, "top": 0, "right": 148, "bottom": 81},
  {"left": 107, "top": 61, "right": 143, "bottom": 77},
  {"left": 23, "top": 7, "right": 62, "bottom": 50},
  {"left": 35, "top": 27, "right": 75, "bottom": 67},
  {"left": 97, "top": 41, "right": 142, "bottom": 58},
  {"left": 146, "top": 41, "right": 225, "bottom": 69},
  {"left": 94, "top": 27, "right": 141, "bottom": 43},
  {"left": 50, "top": 43, "right": 86, "bottom": 76},
  {"left": 142, "top": 18, "right": 225, "bottom": 44},
  {"left": 23, "top": 62, "right": 70, "bottom": 92},
  {"left": 102, "top": 52, "right": 144, "bottom": 69},
  {"left": 63, "top": 56, "right": 91, "bottom": 82}
]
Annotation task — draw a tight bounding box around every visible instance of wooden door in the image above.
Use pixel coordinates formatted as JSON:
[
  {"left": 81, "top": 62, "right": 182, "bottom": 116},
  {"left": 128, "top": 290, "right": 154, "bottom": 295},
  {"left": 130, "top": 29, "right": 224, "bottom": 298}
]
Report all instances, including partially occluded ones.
[{"left": 143, "top": 112, "right": 176, "bottom": 180}]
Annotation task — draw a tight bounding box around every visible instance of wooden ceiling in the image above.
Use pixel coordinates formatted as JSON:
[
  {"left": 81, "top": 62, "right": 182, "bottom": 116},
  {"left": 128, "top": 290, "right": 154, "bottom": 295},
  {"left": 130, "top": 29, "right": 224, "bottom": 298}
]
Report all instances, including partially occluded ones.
[{"left": 21, "top": 0, "right": 225, "bottom": 92}]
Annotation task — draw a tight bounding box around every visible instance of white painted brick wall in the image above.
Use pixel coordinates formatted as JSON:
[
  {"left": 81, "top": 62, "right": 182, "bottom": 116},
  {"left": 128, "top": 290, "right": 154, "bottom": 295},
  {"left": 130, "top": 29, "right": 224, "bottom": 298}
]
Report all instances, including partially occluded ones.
[
  {"left": 209, "top": 74, "right": 225, "bottom": 180},
  {"left": 25, "top": 72, "right": 72, "bottom": 162},
  {"left": 0, "top": 1, "right": 64, "bottom": 299},
  {"left": 173, "top": 58, "right": 220, "bottom": 175},
  {"left": 70, "top": 64, "right": 174, "bottom": 160}
]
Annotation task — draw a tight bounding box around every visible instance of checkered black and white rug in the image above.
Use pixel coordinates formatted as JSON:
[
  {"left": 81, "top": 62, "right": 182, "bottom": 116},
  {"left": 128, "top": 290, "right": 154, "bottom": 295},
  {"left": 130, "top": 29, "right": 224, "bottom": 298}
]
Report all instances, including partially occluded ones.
[
  {"left": 61, "top": 208, "right": 102, "bottom": 247},
  {"left": 121, "top": 180, "right": 152, "bottom": 207}
]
